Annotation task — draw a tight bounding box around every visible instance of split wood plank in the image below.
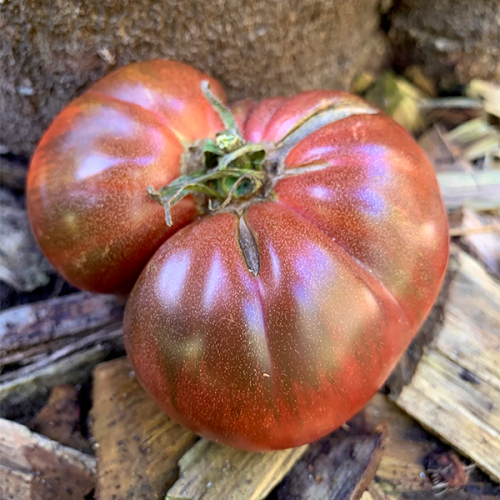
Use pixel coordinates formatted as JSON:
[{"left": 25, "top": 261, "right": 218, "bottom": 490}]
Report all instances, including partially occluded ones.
[
  {"left": 0, "top": 324, "right": 123, "bottom": 383},
  {"left": 364, "top": 394, "right": 499, "bottom": 499},
  {"left": 91, "top": 357, "right": 197, "bottom": 500},
  {"left": 390, "top": 245, "right": 500, "bottom": 482},
  {"left": 275, "top": 426, "right": 386, "bottom": 500},
  {"left": 166, "top": 439, "right": 308, "bottom": 500},
  {"left": 0, "top": 418, "right": 96, "bottom": 500}
]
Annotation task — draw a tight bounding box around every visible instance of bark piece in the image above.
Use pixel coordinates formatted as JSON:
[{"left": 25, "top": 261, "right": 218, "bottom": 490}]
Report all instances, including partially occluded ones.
[
  {"left": 91, "top": 357, "right": 197, "bottom": 500},
  {"left": 275, "top": 427, "right": 386, "bottom": 500},
  {"left": 0, "top": 290, "right": 125, "bottom": 365},
  {"left": 0, "top": 291, "right": 125, "bottom": 420},
  {"left": 1, "top": 0, "right": 389, "bottom": 157},
  {"left": 166, "top": 439, "right": 308, "bottom": 500},
  {"left": 389, "top": 245, "right": 500, "bottom": 482},
  {"left": 0, "top": 189, "right": 53, "bottom": 292},
  {"left": 0, "top": 328, "right": 124, "bottom": 422},
  {"left": 31, "top": 384, "right": 90, "bottom": 453},
  {"left": 0, "top": 418, "right": 96, "bottom": 500}
]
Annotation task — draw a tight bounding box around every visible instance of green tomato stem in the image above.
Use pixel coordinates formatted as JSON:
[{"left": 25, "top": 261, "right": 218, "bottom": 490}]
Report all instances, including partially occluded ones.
[
  {"left": 200, "top": 81, "right": 242, "bottom": 137},
  {"left": 147, "top": 82, "right": 268, "bottom": 226}
]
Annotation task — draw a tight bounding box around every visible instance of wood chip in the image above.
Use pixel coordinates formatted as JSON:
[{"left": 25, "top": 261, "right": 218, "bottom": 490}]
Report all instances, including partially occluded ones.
[
  {"left": 360, "top": 483, "right": 398, "bottom": 500},
  {"left": 275, "top": 426, "right": 386, "bottom": 500},
  {"left": 31, "top": 384, "right": 91, "bottom": 453},
  {"left": 449, "top": 224, "right": 500, "bottom": 237},
  {"left": 390, "top": 245, "right": 500, "bottom": 482},
  {"left": 446, "top": 118, "right": 500, "bottom": 162},
  {"left": 457, "top": 208, "right": 500, "bottom": 279},
  {"left": 0, "top": 291, "right": 125, "bottom": 357},
  {"left": 0, "top": 418, "right": 96, "bottom": 500},
  {"left": 91, "top": 357, "right": 197, "bottom": 500},
  {"left": 363, "top": 394, "right": 434, "bottom": 495},
  {"left": 166, "top": 439, "right": 308, "bottom": 500},
  {"left": 0, "top": 189, "right": 53, "bottom": 292}
]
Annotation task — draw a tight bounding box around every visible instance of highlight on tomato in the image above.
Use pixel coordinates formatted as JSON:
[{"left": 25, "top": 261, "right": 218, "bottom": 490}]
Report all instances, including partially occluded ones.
[{"left": 27, "top": 60, "right": 449, "bottom": 451}]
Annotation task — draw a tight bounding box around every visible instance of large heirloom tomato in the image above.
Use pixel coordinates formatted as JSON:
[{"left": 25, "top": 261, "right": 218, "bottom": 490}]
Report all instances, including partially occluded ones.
[{"left": 28, "top": 61, "right": 449, "bottom": 451}]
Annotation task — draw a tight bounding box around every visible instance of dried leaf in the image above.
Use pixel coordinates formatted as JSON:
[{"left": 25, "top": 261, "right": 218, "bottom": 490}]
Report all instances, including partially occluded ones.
[
  {"left": 352, "top": 72, "right": 377, "bottom": 95},
  {"left": 404, "top": 66, "right": 437, "bottom": 97},
  {"left": 466, "top": 80, "right": 500, "bottom": 120},
  {"left": 363, "top": 73, "right": 425, "bottom": 133}
]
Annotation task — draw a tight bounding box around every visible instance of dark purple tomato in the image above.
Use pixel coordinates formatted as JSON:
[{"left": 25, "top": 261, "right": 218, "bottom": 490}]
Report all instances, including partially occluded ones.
[{"left": 27, "top": 60, "right": 449, "bottom": 450}]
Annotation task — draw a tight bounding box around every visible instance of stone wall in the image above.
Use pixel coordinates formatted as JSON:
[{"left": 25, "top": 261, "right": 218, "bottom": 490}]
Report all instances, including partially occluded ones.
[{"left": 0, "top": 0, "right": 388, "bottom": 156}]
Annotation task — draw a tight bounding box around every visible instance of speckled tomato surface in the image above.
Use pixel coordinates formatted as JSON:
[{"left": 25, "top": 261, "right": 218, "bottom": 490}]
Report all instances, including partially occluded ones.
[
  {"left": 27, "top": 61, "right": 224, "bottom": 293},
  {"left": 28, "top": 61, "right": 449, "bottom": 451}
]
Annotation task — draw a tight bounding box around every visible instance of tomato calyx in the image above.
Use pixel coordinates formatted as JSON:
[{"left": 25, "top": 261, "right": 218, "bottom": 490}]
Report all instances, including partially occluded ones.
[{"left": 147, "top": 82, "right": 270, "bottom": 226}]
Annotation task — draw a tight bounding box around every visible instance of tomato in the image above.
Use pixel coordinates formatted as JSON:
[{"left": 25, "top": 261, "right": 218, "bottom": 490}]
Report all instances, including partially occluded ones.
[
  {"left": 27, "top": 61, "right": 225, "bottom": 293},
  {"left": 28, "top": 60, "right": 449, "bottom": 451}
]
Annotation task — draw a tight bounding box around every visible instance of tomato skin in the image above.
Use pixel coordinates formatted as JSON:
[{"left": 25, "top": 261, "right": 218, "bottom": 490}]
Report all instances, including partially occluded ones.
[
  {"left": 124, "top": 88, "right": 449, "bottom": 451},
  {"left": 27, "top": 61, "right": 225, "bottom": 293},
  {"left": 28, "top": 60, "right": 449, "bottom": 450},
  {"left": 125, "top": 202, "right": 419, "bottom": 450},
  {"left": 275, "top": 113, "right": 449, "bottom": 327}
]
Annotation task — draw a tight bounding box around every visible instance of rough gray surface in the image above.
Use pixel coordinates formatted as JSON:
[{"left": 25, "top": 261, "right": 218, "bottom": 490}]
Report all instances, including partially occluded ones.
[
  {"left": 389, "top": 0, "right": 500, "bottom": 88},
  {"left": 0, "top": 189, "right": 53, "bottom": 292},
  {"left": 0, "top": 0, "right": 389, "bottom": 157}
]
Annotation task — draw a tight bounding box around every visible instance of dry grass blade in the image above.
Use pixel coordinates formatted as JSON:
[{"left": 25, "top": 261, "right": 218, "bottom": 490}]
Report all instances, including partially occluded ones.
[
  {"left": 436, "top": 171, "right": 500, "bottom": 211},
  {"left": 447, "top": 118, "right": 500, "bottom": 163}
]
